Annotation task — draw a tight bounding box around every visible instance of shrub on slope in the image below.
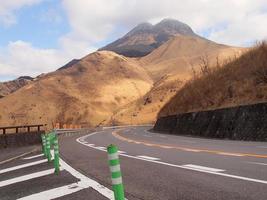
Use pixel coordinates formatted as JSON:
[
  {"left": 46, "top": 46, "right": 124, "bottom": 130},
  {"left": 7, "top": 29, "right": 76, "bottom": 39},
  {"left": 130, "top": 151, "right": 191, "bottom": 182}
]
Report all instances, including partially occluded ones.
[{"left": 158, "top": 42, "right": 267, "bottom": 117}]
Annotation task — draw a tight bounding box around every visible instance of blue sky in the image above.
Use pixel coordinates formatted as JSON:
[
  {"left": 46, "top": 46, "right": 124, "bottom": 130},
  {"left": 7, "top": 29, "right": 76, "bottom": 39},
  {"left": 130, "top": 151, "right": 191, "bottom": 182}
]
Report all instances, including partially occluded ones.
[{"left": 0, "top": 0, "right": 267, "bottom": 81}]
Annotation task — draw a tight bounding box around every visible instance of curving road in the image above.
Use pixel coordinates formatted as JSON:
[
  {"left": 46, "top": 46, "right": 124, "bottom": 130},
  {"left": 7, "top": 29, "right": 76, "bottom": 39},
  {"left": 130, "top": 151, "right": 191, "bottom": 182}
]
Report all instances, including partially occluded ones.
[{"left": 59, "top": 126, "right": 267, "bottom": 200}]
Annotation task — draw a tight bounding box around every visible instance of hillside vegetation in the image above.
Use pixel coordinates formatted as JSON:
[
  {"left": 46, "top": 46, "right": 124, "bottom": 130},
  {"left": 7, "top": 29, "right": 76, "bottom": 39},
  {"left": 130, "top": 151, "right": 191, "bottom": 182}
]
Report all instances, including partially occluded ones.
[
  {"left": 112, "top": 35, "right": 244, "bottom": 124},
  {"left": 158, "top": 42, "right": 267, "bottom": 117}
]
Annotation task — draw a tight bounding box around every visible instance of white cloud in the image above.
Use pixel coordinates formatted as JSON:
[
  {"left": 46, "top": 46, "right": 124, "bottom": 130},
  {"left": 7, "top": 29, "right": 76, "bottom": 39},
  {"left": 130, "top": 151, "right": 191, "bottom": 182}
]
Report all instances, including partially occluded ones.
[
  {"left": 0, "top": 40, "right": 97, "bottom": 78},
  {"left": 1, "top": 0, "right": 267, "bottom": 80},
  {"left": 62, "top": 0, "right": 267, "bottom": 46},
  {"left": 0, "top": 0, "right": 43, "bottom": 26}
]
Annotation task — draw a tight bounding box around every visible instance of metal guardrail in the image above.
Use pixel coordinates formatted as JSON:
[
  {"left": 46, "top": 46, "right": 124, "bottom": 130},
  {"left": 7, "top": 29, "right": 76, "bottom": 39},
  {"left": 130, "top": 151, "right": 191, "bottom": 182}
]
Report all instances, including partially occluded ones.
[
  {"left": 0, "top": 124, "right": 46, "bottom": 135},
  {"left": 0, "top": 124, "right": 46, "bottom": 148}
]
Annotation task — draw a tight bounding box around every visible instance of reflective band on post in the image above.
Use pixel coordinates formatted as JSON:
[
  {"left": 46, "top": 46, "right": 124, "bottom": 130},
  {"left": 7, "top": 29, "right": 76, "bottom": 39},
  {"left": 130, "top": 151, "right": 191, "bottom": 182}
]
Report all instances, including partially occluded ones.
[
  {"left": 110, "top": 165, "right": 121, "bottom": 173},
  {"left": 107, "top": 144, "right": 125, "bottom": 200},
  {"left": 53, "top": 134, "right": 60, "bottom": 175},
  {"left": 108, "top": 153, "right": 119, "bottom": 160},
  {"left": 112, "top": 177, "right": 122, "bottom": 185}
]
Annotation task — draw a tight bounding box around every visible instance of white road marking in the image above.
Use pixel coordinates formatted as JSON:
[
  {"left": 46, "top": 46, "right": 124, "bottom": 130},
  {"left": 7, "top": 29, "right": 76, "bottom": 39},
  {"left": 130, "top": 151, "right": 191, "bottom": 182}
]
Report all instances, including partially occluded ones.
[
  {"left": 257, "top": 146, "right": 267, "bottom": 149},
  {"left": 0, "top": 168, "right": 60, "bottom": 188},
  {"left": 23, "top": 154, "right": 44, "bottom": 160},
  {"left": 60, "top": 158, "right": 118, "bottom": 200},
  {"left": 0, "top": 159, "right": 47, "bottom": 174},
  {"left": 86, "top": 144, "right": 95, "bottom": 146},
  {"left": 118, "top": 151, "right": 126, "bottom": 154},
  {"left": 136, "top": 156, "right": 160, "bottom": 161},
  {"left": 246, "top": 162, "right": 267, "bottom": 166},
  {"left": 18, "top": 181, "right": 88, "bottom": 200},
  {"left": 96, "top": 147, "right": 107, "bottom": 150},
  {"left": 183, "top": 148, "right": 201, "bottom": 152},
  {"left": 77, "top": 130, "right": 267, "bottom": 185},
  {"left": 182, "top": 164, "right": 225, "bottom": 172},
  {"left": 217, "top": 152, "right": 244, "bottom": 157}
]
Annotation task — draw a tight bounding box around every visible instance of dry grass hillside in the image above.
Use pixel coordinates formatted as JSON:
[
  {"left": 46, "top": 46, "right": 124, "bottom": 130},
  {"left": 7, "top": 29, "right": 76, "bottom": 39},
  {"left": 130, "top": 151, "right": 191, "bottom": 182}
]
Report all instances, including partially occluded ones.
[
  {"left": 0, "top": 51, "right": 153, "bottom": 127},
  {"left": 112, "top": 35, "right": 246, "bottom": 125},
  {"left": 0, "top": 77, "right": 33, "bottom": 97},
  {"left": 158, "top": 42, "right": 267, "bottom": 117},
  {"left": 139, "top": 35, "right": 244, "bottom": 81}
]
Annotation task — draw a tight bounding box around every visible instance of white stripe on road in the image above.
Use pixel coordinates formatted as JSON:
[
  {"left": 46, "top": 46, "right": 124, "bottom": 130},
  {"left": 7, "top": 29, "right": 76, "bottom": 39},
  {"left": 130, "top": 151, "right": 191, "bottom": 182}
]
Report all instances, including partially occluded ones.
[
  {"left": 183, "top": 148, "right": 201, "bottom": 152},
  {"left": 0, "top": 168, "right": 59, "bottom": 188},
  {"left": 136, "top": 156, "right": 160, "bottom": 161},
  {"left": 23, "top": 154, "right": 44, "bottom": 160},
  {"left": 18, "top": 181, "right": 89, "bottom": 200},
  {"left": 182, "top": 164, "right": 225, "bottom": 172},
  {"left": 96, "top": 147, "right": 107, "bottom": 150},
  {"left": 0, "top": 159, "right": 47, "bottom": 174},
  {"left": 217, "top": 152, "right": 244, "bottom": 157},
  {"left": 246, "top": 162, "right": 267, "bottom": 166},
  {"left": 257, "top": 146, "right": 267, "bottom": 149},
  {"left": 77, "top": 130, "right": 267, "bottom": 185},
  {"left": 118, "top": 151, "right": 126, "bottom": 154},
  {"left": 59, "top": 158, "right": 116, "bottom": 199}
]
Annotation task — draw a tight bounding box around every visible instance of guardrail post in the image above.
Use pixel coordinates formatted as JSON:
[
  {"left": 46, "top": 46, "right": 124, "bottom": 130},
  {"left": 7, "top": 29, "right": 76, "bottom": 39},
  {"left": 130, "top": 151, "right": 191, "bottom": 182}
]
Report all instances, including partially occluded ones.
[
  {"left": 53, "top": 135, "right": 60, "bottom": 174},
  {"left": 41, "top": 134, "right": 47, "bottom": 157},
  {"left": 45, "top": 134, "right": 52, "bottom": 162},
  {"left": 107, "top": 144, "right": 125, "bottom": 200}
]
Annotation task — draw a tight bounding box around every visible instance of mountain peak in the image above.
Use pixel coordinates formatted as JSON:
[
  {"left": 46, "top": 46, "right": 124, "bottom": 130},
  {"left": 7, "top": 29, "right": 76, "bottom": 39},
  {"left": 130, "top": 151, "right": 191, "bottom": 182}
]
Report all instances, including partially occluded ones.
[
  {"left": 154, "top": 18, "right": 195, "bottom": 36},
  {"left": 100, "top": 18, "right": 197, "bottom": 57}
]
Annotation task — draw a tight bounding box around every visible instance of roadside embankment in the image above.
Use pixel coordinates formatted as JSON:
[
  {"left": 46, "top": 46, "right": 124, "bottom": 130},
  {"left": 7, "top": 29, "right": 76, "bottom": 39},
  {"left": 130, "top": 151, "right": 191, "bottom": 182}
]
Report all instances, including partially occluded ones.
[{"left": 154, "top": 102, "right": 267, "bottom": 141}]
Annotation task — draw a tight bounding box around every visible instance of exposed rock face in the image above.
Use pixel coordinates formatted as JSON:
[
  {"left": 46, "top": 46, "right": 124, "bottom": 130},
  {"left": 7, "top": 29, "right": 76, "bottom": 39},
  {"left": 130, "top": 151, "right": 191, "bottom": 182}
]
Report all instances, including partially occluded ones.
[{"left": 99, "top": 18, "right": 197, "bottom": 57}]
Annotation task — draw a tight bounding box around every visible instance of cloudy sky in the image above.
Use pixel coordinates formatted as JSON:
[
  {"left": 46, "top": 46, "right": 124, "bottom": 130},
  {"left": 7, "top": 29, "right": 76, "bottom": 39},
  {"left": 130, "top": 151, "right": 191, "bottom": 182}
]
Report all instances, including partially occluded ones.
[{"left": 0, "top": 0, "right": 267, "bottom": 81}]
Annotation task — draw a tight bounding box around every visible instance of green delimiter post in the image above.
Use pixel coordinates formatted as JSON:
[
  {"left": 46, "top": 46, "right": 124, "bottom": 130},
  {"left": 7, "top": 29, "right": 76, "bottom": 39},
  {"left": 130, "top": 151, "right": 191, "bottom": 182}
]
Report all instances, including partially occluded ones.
[
  {"left": 41, "top": 134, "right": 47, "bottom": 157},
  {"left": 46, "top": 134, "right": 52, "bottom": 162},
  {"left": 107, "top": 144, "right": 125, "bottom": 200},
  {"left": 53, "top": 135, "right": 60, "bottom": 174}
]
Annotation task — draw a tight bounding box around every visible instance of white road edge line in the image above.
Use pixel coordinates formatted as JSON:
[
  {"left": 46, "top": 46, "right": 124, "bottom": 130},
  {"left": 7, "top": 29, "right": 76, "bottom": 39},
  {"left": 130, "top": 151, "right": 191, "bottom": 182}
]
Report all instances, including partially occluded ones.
[
  {"left": 136, "top": 156, "right": 160, "bottom": 161},
  {"left": 217, "top": 152, "right": 244, "bottom": 157},
  {"left": 0, "top": 159, "right": 47, "bottom": 174},
  {"left": 182, "top": 164, "right": 225, "bottom": 172},
  {"left": 0, "top": 168, "right": 61, "bottom": 188},
  {"left": 246, "top": 162, "right": 267, "bottom": 166},
  {"left": 77, "top": 130, "right": 267, "bottom": 185},
  {"left": 23, "top": 154, "right": 44, "bottom": 160}
]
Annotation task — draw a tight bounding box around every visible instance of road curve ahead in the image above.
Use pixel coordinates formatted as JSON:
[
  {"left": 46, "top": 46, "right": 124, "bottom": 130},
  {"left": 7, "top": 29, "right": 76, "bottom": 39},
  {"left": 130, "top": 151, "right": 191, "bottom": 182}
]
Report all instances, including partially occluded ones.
[{"left": 60, "top": 126, "right": 267, "bottom": 200}]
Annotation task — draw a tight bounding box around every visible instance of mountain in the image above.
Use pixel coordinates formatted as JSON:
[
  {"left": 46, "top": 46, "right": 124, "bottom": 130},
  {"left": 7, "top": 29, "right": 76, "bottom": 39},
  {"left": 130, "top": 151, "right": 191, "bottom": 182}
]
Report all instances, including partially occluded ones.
[
  {"left": 112, "top": 35, "right": 245, "bottom": 124},
  {"left": 0, "top": 19, "right": 247, "bottom": 127},
  {"left": 158, "top": 42, "right": 266, "bottom": 117},
  {"left": 99, "top": 18, "right": 197, "bottom": 57},
  {"left": 0, "top": 51, "right": 153, "bottom": 127},
  {"left": 0, "top": 76, "right": 33, "bottom": 98}
]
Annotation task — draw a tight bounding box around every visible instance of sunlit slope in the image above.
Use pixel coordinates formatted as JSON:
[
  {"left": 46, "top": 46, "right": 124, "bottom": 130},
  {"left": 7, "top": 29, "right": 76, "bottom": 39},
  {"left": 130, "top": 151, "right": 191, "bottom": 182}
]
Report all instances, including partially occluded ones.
[
  {"left": 140, "top": 35, "right": 244, "bottom": 81},
  {"left": 0, "top": 51, "right": 153, "bottom": 127},
  {"left": 112, "top": 35, "right": 246, "bottom": 125},
  {"left": 158, "top": 43, "right": 267, "bottom": 117}
]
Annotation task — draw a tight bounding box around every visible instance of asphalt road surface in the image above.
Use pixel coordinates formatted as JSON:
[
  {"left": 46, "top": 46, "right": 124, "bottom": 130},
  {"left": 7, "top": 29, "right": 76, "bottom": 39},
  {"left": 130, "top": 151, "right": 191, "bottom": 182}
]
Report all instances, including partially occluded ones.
[{"left": 59, "top": 126, "right": 267, "bottom": 200}]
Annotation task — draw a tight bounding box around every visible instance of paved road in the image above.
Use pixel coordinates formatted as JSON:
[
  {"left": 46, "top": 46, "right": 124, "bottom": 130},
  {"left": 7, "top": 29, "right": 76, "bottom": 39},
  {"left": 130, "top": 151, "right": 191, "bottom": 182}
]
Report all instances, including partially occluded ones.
[{"left": 59, "top": 126, "right": 267, "bottom": 200}]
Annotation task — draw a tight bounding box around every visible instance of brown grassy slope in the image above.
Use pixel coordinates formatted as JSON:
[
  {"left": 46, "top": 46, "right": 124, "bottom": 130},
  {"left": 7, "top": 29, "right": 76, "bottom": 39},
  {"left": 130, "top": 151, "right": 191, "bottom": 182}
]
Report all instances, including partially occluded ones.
[
  {"left": 0, "top": 51, "right": 153, "bottom": 127},
  {"left": 0, "top": 77, "right": 33, "bottom": 97},
  {"left": 139, "top": 35, "right": 244, "bottom": 81},
  {"left": 112, "top": 74, "right": 184, "bottom": 125},
  {"left": 158, "top": 42, "right": 267, "bottom": 117},
  {"left": 112, "top": 35, "right": 246, "bottom": 125}
]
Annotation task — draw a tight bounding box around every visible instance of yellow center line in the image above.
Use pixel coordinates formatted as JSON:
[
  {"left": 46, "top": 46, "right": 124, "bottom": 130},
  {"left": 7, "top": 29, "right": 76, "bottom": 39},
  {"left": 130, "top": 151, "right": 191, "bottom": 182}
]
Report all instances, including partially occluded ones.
[{"left": 112, "top": 129, "right": 267, "bottom": 159}]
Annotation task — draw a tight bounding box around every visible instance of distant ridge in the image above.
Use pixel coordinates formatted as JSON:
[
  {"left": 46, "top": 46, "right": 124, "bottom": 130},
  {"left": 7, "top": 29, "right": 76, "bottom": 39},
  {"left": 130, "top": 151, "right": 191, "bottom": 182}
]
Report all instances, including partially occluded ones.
[{"left": 99, "top": 18, "right": 197, "bottom": 57}]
